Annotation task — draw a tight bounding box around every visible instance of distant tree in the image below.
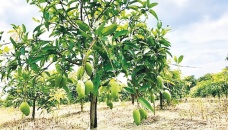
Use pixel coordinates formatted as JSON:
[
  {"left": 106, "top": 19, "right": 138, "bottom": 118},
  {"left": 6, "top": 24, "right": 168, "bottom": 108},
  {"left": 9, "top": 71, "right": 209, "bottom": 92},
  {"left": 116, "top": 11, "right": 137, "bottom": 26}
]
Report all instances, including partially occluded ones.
[
  {"left": 184, "top": 75, "right": 197, "bottom": 94},
  {"left": 197, "top": 73, "right": 212, "bottom": 82},
  {"left": 190, "top": 68, "right": 228, "bottom": 98}
]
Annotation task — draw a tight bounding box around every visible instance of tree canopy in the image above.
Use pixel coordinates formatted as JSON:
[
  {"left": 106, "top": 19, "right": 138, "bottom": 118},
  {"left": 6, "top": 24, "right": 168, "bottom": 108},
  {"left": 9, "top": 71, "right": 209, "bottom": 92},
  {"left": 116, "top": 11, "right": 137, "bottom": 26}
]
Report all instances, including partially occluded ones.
[{"left": 0, "top": 0, "right": 173, "bottom": 128}]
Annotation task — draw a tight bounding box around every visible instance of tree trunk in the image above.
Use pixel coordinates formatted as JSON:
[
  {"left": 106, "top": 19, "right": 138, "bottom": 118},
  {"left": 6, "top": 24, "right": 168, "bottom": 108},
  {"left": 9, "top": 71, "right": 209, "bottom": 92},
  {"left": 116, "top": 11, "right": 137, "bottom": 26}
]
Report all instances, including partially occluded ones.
[
  {"left": 153, "top": 102, "right": 155, "bottom": 115},
  {"left": 131, "top": 94, "right": 134, "bottom": 105},
  {"left": 32, "top": 98, "right": 36, "bottom": 120},
  {"left": 160, "top": 92, "right": 163, "bottom": 110},
  {"left": 218, "top": 90, "right": 220, "bottom": 99},
  {"left": 80, "top": 99, "right": 84, "bottom": 112},
  {"left": 90, "top": 94, "right": 97, "bottom": 129},
  {"left": 226, "top": 90, "right": 227, "bottom": 98}
]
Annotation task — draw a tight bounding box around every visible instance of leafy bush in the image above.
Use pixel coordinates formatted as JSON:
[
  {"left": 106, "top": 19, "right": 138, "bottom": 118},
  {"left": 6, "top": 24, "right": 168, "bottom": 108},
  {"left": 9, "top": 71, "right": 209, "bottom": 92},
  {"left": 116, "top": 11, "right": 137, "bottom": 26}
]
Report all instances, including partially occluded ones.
[{"left": 190, "top": 69, "right": 228, "bottom": 98}]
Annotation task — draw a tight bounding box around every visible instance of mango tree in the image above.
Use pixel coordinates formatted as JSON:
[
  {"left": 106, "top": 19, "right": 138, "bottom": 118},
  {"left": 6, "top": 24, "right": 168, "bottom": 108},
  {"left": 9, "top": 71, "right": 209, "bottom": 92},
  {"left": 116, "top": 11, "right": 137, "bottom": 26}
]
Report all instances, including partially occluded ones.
[
  {"left": 190, "top": 68, "right": 228, "bottom": 98},
  {"left": 123, "top": 20, "right": 172, "bottom": 111},
  {"left": 0, "top": 0, "right": 173, "bottom": 128}
]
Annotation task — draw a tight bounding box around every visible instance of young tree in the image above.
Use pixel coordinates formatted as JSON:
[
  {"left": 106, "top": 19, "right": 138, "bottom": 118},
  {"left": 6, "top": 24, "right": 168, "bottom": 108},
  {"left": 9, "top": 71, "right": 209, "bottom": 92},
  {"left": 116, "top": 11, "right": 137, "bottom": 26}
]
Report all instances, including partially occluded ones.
[{"left": 1, "top": 0, "right": 172, "bottom": 128}]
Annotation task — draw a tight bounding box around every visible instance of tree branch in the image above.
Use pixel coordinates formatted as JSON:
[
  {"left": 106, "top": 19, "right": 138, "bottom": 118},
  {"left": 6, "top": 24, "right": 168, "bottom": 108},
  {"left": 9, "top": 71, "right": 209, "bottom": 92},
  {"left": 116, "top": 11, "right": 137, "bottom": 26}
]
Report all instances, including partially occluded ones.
[{"left": 95, "top": 0, "right": 115, "bottom": 21}]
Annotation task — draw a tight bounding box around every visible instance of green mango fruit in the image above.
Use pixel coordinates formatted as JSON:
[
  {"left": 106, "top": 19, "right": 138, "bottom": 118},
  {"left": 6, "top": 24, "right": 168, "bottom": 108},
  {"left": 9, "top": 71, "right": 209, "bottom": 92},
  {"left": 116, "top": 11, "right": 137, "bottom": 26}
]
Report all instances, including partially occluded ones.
[
  {"left": 133, "top": 109, "right": 141, "bottom": 125},
  {"left": 163, "top": 90, "right": 171, "bottom": 103},
  {"left": 76, "top": 80, "right": 85, "bottom": 98},
  {"left": 85, "top": 62, "right": 93, "bottom": 76},
  {"left": 20, "top": 102, "right": 30, "bottom": 116},
  {"left": 139, "top": 108, "right": 146, "bottom": 120},
  {"left": 85, "top": 80, "right": 94, "bottom": 95},
  {"left": 77, "top": 66, "right": 85, "bottom": 80},
  {"left": 110, "top": 81, "right": 119, "bottom": 98}
]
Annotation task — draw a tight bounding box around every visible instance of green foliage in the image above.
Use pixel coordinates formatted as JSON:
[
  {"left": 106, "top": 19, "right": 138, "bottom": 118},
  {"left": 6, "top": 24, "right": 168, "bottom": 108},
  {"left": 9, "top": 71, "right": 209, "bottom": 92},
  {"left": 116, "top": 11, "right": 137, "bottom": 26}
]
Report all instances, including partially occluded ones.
[
  {"left": 190, "top": 68, "right": 228, "bottom": 98},
  {"left": 183, "top": 75, "right": 197, "bottom": 94},
  {"left": 174, "top": 55, "right": 184, "bottom": 64},
  {"left": 162, "top": 68, "right": 186, "bottom": 99},
  {"left": 0, "top": 0, "right": 172, "bottom": 127},
  {"left": 138, "top": 97, "right": 154, "bottom": 112}
]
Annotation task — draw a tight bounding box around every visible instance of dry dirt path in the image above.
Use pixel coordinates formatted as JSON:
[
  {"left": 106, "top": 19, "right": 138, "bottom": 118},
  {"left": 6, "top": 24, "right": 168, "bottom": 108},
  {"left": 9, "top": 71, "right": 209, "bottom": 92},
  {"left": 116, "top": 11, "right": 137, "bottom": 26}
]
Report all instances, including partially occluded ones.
[{"left": 0, "top": 98, "right": 228, "bottom": 130}]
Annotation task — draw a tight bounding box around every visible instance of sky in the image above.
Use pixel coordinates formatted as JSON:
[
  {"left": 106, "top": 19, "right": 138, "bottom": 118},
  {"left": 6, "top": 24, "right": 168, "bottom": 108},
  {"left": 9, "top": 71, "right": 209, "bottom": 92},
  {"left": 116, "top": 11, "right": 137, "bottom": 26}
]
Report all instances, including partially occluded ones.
[{"left": 0, "top": 0, "right": 228, "bottom": 78}]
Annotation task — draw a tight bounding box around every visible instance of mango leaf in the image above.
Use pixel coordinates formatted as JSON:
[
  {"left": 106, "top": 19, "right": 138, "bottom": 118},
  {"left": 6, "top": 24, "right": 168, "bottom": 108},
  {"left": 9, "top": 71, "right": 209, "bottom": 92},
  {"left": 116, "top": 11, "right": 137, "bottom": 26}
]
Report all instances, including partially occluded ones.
[
  {"left": 147, "top": 0, "right": 150, "bottom": 7},
  {"left": 3, "top": 46, "right": 10, "bottom": 53},
  {"left": 32, "top": 17, "right": 40, "bottom": 23},
  {"left": 148, "top": 3, "right": 158, "bottom": 8},
  {"left": 138, "top": 97, "right": 154, "bottom": 112},
  {"left": 22, "top": 24, "right": 26, "bottom": 33},
  {"left": 30, "top": 63, "right": 39, "bottom": 73},
  {"left": 10, "top": 37, "right": 17, "bottom": 48},
  {"left": 0, "top": 31, "right": 3, "bottom": 41},
  {"left": 139, "top": 84, "right": 150, "bottom": 92},
  {"left": 78, "top": 29, "right": 92, "bottom": 39},
  {"left": 101, "top": 24, "right": 117, "bottom": 36},
  {"left": 112, "top": 30, "right": 128, "bottom": 40},
  {"left": 95, "top": 22, "right": 105, "bottom": 35},
  {"left": 20, "top": 47, "right": 25, "bottom": 55},
  {"left": 166, "top": 50, "right": 172, "bottom": 57},
  {"left": 33, "top": 24, "right": 42, "bottom": 33},
  {"left": 147, "top": 36, "right": 155, "bottom": 46},
  {"left": 173, "top": 56, "right": 177, "bottom": 63},
  {"left": 136, "top": 73, "right": 146, "bottom": 83},
  {"left": 124, "top": 42, "right": 140, "bottom": 50},
  {"left": 76, "top": 20, "right": 90, "bottom": 32},
  {"left": 43, "top": 11, "right": 50, "bottom": 21},
  {"left": 66, "top": 7, "right": 77, "bottom": 13},
  {"left": 63, "top": 84, "right": 69, "bottom": 94},
  {"left": 178, "top": 55, "right": 184, "bottom": 64},
  {"left": 92, "top": 72, "right": 102, "bottom": 96},
  {"left": 123, "top": 87, "right": 135, "bottom": 94},
  {"left": 127, "top": 5, "right": 139, "bottom": 11},
  {"left": 29, "top": 56, "right": 44, "bottom": 64},
  {"left": 149, "top": 9, "right": 158, "bottom": 20}
]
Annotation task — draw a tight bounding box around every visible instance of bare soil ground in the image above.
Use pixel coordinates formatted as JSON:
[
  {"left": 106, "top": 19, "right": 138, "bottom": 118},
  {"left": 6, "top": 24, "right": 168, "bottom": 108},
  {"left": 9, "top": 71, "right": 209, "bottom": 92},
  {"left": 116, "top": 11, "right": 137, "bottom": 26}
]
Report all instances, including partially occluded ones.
[{"left": 0, "top": 98, "right": 228, "bottom": 130}]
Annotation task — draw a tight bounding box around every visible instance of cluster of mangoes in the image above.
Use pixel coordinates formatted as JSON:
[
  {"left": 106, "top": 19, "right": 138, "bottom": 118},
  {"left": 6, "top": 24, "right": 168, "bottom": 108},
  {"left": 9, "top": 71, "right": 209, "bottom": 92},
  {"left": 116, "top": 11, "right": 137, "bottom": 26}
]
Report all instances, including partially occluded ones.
[
  {"left": 76, "top": 62, "right": 94, "bottom": 98},
  {"left": 133, "top": 108, "right": 148, "bottom": 125}
]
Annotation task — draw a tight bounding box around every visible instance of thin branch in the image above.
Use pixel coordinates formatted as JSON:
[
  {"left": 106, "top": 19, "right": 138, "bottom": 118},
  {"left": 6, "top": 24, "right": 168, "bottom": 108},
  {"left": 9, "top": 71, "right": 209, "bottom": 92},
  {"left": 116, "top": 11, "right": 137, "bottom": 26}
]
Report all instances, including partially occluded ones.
[
  {"left": 82, "top": 2, "right": 91, "bottom": 26},
  {"left": 79, "top": 0, "right": 83, "bottom": 21},
  {"left": 105, "top": 0, "right": 130, "bottom": 22},
  {"left": 36, "top": 61, "right": 54, "bottom": 76},
  {"left": 82, "top": 39, "right": 96, "bottom": 66},
  {"left": 95, "top": 0, "right": 115, "bottom": 21},
  {"left": 56, "top": 51, "right": 80, "bottom": 65},
  {"left": 52, "top": 1, "right": 78, "bottom": 30}
]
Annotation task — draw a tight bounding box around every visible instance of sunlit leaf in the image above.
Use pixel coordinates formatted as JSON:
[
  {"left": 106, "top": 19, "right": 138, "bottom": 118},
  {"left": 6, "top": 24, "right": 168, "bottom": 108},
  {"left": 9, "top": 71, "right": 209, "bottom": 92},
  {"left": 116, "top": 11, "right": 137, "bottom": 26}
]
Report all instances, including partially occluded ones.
[
  {"left": 148, "top": 3, "right": 158, "bottom": 8},
  {"left": 101, "top": 24, "right": 118, "bottom": 36},
  {"left": 95, "top": 22, "right": 106, "bottom": 35},
  {"left": 76, "top": 20, "right": 90, "bottom": 32},
  {"left": 113, "top": 30, "right": 128, "bottom": 40},
  {"left": 32, "top": 17, "right": 40, "bottom": 23},
  {"left": 138, "top": 97, "right": 154, "bottom": 112},
  {"left": 178, "top": 55, "right": 184, "bottom": 64},
  {"left": 174, "top": 56, "right": 178, "bottom": 63},
  {"left": 123, "top": 87, "right": 135, "bottom": 94},
  {"left": 22, "top": 24, "right": 26, "bottom": 33},
  {"left": 3, "top": 46, "right": 10, "bottom": 53},
  {"left": 149, "top": 9, "right": 158, "bottom": 20}
]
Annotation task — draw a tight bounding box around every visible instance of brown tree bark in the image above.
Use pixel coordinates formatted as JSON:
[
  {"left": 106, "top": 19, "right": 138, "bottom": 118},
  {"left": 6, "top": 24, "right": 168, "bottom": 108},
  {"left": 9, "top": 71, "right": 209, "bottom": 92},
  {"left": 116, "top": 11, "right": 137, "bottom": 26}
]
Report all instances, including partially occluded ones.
[{"left": 90, "top": 94, "right": 97, "bottom": 129}]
